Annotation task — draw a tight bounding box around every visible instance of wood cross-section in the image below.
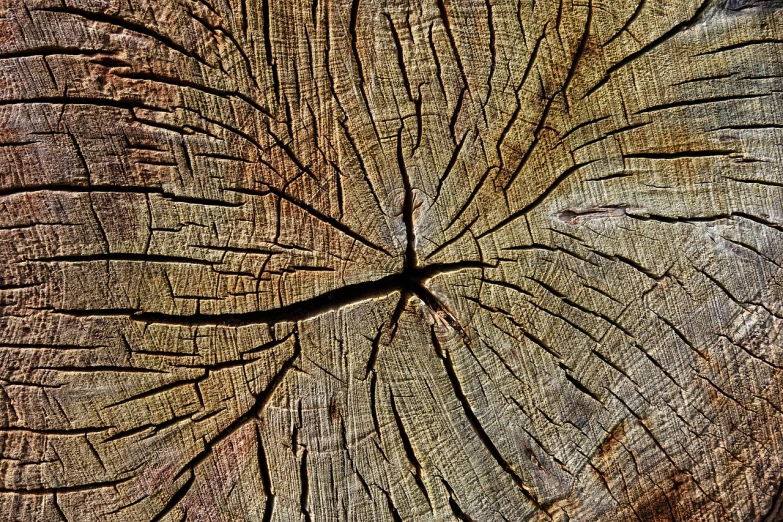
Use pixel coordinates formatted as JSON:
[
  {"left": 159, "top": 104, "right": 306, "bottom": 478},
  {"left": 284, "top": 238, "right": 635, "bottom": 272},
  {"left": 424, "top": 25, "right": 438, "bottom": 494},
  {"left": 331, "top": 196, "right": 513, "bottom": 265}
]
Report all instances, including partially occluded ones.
[{"left": 1, "top": 0, "right": 783, "bottom": 520}]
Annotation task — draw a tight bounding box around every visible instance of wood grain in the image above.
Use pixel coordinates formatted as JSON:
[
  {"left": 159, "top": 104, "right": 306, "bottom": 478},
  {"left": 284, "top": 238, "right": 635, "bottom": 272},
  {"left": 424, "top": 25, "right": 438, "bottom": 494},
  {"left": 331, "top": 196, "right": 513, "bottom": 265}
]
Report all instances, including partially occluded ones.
[{"left": 1, "top": 0, "right": 782, "bottom": 520}]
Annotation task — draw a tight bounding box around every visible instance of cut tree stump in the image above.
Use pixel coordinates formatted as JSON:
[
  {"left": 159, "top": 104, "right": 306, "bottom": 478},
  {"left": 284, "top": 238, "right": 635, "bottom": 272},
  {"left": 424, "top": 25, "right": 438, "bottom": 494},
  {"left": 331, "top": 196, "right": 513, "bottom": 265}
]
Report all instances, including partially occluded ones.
[{"left": 1, "top": 0, "right": 783, "bottom": 520}]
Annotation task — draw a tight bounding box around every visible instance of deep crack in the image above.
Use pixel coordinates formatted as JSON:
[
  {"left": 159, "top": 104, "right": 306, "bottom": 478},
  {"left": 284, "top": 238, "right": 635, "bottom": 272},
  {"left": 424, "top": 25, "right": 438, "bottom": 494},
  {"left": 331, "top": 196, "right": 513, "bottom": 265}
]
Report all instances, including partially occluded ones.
[{"left": 46, "top": 261, "right": 492, "bottom": 327}]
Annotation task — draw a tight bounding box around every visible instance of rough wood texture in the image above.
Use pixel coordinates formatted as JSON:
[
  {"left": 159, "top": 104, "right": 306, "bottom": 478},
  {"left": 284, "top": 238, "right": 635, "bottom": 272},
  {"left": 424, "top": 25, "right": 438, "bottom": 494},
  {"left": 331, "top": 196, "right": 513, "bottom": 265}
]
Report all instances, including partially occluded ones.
[{"left": 1, "top": 0, "right": 783, "bottom": 520}]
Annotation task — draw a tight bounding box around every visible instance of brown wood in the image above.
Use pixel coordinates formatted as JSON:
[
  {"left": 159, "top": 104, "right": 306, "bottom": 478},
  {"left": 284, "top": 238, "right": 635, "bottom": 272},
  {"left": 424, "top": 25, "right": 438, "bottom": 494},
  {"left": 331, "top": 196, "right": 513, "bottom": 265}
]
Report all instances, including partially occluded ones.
[{"left": 1, "top": 0, "right": 783, "bottom": 520}]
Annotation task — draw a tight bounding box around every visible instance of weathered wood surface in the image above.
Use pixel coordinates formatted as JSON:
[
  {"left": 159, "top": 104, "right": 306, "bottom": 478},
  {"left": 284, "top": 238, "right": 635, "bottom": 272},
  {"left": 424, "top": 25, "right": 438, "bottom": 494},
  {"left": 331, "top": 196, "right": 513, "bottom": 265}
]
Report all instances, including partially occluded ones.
[{"left": 1, "top": 0, "right": 783, "bottom": 520}]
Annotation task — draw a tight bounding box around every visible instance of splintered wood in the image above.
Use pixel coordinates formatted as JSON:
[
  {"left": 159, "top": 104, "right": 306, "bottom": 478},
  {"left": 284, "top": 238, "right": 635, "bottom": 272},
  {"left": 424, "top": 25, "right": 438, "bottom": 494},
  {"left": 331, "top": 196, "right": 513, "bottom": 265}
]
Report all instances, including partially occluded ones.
[{"left": 1, "top": 0, "right": 782, "bottom": 520}]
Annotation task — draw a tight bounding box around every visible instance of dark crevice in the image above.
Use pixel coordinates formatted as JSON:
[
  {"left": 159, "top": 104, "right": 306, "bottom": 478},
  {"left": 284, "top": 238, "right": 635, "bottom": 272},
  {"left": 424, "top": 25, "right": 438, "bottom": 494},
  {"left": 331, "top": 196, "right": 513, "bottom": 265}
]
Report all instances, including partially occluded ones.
[
  {"left": 389, "top": 392, "right": 431, "bottom": 505},
  {"left": 762, "top": 476, "right": 783, "bottom": 522},
  {"left": 0, "top": 343, "right": 104, "bottom": 351},
  {"left": 624, "top": 150, "right": 735, "bottom": 160},
  {"left": 50, "top": 261, "right": 490, "bottom": 327},
  {"left": 448, "top": 165, "right": 496, "bottom": 230},
  {"left": 435, "top": 130, "right": 468, "bottom": 202},
  {"left": 636, "top": 93, "right": 770, "bottom": 115},
  {"left": 299, "top": 446, "right": 312, "bottom": 522},
  {"left": 604, "top": 0, "right": 646, "bottom": 48},
  {"left": 449, "top": 496, "right": 477, "bottom": 522},
  {"left": 426, "top": 214, "right": 479, "bottom": 262},
  {"left": 33, "top": 6, "right": 213, "bottom": 69},
  {"left": 437, "top": 340, "right": 549, "bottom": 514},
  {"left": 149, "top": 471, "right": 195, "bottom": 522},
  {"left": 413, "top": 83, "right": 424, "bottom": 153},
  {"left": 261, "top": 0, "right": 280, "bottom": 103},
  {"left": 0, "top": 425, "right": 106, "bottom": 436},
  {"left": 655, "top": 314, "right": 708, "bottom": 360},
  {"left": 0, "top": 47, "right": 115, "bottom": 61},
  {"left": 388, "top": 289, "right": 412, "bottom": 343},
  {"left": 0, "top": 183, "right": 242, "bottom": 207},
  {"left": 559, "top": 0, "right": 592, "bottom": 111},
  {"left": 264, "top": 126, "right": 320, "bottom": 184},
  {"left": 110, "top": 69, "right": 272, "bottom": 118},
  {"left": 369, "top": 372, "right": 382, "bottom": 440},
  {"left": 397, "top": 127, "right": 418, "bottom": 269},
  {"left": 558, "top": 362, "right": 603, "bottom": 403},
  {"left": 591, "top": 348, "right": 637, "bottom": 385},
  {"left": 671, "top": 72, "right": 736, "bottom": 86},
  {"left": 34, "top": 364, "right": 165, "bottom": 375},
  {"left": 103, "top": 410, "right": 204, "bottom": 444},
  {"left": 695, "top": 38, "right": 783, "bottom": 57},
  {"left": 484, "top": 0, "right": 496, "bottom": 106},
  {"left": 436, "top": 0, "right": 468, "bottom": 91},
  {"left": 481, "top": 160, "right": 597, "bottom": 239},
  {"left": 142, "top": 336, "right": 300, "bottom": 520},
  {"left": 449, "top": 86, "right": 467, "bottom": 142},
  {"left": 385, "top": 14, "right": 413, "bottom": 102},
  {"left": 582, "top": 0, "right": 713, "bottom": 99},
  {"left": 349, "top": 0, "right": 381, "bottom": 143},
  {"left": 428, "top": 23, "right": 447, "bottom": 99},
  {"left": 383, "top": 489, "right": 405, "bottom": 522},
  {"left": 441, "top": 478, "right": 477, "bottom": 522},
  {"left": 0, "top": 95, "right": 164, "bottom": 113},
  {"left": 52, "top": 492, "right": 67, "bottom": 520},
  {"left": 291, "top": 400, "right": 302, "bottom": 455},
  {"left": 256, "top": 426, "right": 275, "bottom": 522},
  {"left": 479, "top": 278, "right": 534, "bottom": 298},
  {"left": 226, "top": 185, "right": 391, "bottom": 256},
  {"left": 340, "top": 421, "right": 373, "bottom": 498},
  {"left": 105, "top": 378, "right": 200, "bottom": 408},
  {"left": 365, "top": 326, "right": 384, "bottom": 378},
  {"left": 501, "top": 94, "right": 557, "bottom": 193},
  {"left": 25, "top": 254, "right": 215, "bottom": 266}
]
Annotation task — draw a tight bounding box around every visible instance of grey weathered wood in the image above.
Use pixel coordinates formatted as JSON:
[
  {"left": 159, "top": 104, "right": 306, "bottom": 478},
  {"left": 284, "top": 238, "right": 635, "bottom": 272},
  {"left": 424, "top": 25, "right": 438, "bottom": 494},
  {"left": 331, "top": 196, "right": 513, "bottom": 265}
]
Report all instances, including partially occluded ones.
[{"left": 1, "top": 0, "right": 783, "bottom": 520}]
